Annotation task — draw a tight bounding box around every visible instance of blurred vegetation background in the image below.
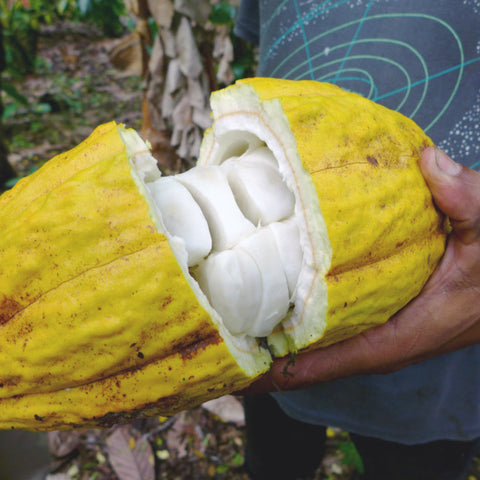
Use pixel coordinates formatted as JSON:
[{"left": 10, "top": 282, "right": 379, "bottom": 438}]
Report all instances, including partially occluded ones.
[{"left": 0, "top": 0, "right": 256, "bottom": 189}]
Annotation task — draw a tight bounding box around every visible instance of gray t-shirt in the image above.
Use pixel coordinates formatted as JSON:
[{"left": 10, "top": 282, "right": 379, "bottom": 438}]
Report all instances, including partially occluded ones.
[{"left": 235, "top": 0, "right": 480, "bottom": 444}]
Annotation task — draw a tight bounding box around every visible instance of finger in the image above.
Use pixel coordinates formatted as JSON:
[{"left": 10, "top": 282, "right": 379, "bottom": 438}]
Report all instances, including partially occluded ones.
[
  {"left": 421, "top": 147, "right": 480, "bottom": 286},
  {"left": 252, "top": 281, "right": 477, "bottom": 394},
  {"left": 248, "top": 319, "right": 410, "bottom": 393},
  {"left": 249, "top": 249, "right": 480, "bottom": 394},
  {"left": 420, "top": 147, "right": 480, "bottom": 244},
  {"left": 241, "top": 148, "right": 480, "bottom": 396}
]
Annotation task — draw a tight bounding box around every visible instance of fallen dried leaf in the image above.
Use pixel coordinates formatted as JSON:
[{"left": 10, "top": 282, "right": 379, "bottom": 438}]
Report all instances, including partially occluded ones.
[
  {"left": 46, "top": 474, "right": 71, "bottom": 480},
  {"left": 165, "top": 413, "right": 190, "bottom": 459},
  {"left": 202, "top": 396, "right": 246, "bottom": 426},
  {"left": 106, "top": 426, "right": 155, "bottom": 480},
  {"left": 48, "top": 431, "right": 82, "bottom": 458}
]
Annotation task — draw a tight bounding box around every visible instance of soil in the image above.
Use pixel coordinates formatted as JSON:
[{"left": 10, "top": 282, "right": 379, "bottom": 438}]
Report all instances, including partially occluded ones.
[{"left": 3, "top": 21, "right": 479, "bottom": 480}]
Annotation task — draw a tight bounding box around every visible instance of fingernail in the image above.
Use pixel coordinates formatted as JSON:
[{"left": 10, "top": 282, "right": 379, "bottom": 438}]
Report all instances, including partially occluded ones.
[{"left": 435, "top": 147, "right": 462, "bottom": 176}]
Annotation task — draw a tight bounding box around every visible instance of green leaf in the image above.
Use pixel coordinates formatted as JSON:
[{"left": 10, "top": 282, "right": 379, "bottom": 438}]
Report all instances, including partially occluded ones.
[
  {"left": 339, "top": 441, "right": 364, "bottom": 474},
  {"left": 231, "top": 452, "right": 244, "bottom": 466},
  {"left": 2, "top": 83, "right": 29, "bottom": 105},
  {"left": 33, "top": 102, "right": 52, "bottom": 114},
  {"left": 77, "top": 0, "right": 91, "bottom": 15},
  {"left": 31, "top": 120, "right": 43, "bottom": 132},
  {"left": 56, "top": 0, "right": 69, "bottom": 14},
  {"left": 3, "top": 166, "right": 38, "bottom": 190},
  {"left": 216, "top": 464, "right": 230, "bottom": 474},
  {"left": 232, "top": 63, "right": 246, "bottom": 80},
  {"left": 4, "top": 176, "right": 21, "bottom": 189},
  {"left": 5, "top": 65, "right": 27, "bottom": 81},
  {"left": 209, "top": 2, "right": 236, "bottom": 25},
  {"left": 2, "top": 103, "right": 18, "bottom": 120}
]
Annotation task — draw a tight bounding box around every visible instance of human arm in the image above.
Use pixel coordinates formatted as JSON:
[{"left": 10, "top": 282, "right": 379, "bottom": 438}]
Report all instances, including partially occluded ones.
[{"left": 243, "top": 146, "right": 480, "bottom": 393}]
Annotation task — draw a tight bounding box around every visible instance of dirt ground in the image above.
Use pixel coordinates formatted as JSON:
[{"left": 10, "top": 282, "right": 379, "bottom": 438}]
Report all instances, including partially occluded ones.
[
  {"left": 3, "top": 22, "right": 479, "bottom": 480},
  {"left": 5, "top": 22, "right": 143, "bottom": 179}
]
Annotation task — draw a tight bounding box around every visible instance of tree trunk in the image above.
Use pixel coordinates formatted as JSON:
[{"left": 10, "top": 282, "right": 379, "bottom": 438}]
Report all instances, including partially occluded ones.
[
  {"left": 0, "top": 23, "right": 16, "bottom": 186},
  {"left": 123, "top": 0, "right": 236, "bottom": 172}
]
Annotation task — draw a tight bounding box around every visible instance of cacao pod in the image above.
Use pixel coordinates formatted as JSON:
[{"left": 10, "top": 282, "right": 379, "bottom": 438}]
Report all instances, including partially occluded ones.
[{"left": 0, "top": 79, "right": 446, "bottom": 431}]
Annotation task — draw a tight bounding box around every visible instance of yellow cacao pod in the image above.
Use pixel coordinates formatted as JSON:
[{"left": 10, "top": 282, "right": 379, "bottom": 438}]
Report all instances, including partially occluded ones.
[{"left": 0, "top": 79, "right": 446, "bottom": 431}]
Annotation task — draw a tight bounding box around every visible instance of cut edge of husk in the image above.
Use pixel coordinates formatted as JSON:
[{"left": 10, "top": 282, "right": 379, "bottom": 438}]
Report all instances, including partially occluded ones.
[
  {"left": 197, "top": 82, "right": 332, "bottom": 357},
  {"left": 119, "top": 124, "right": 273, "bottom": 378}
]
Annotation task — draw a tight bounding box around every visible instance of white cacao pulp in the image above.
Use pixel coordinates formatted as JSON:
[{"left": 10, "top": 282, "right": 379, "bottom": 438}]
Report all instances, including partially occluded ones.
[{"left": 147, "top": 144, "right": 304, "bottom": 339}]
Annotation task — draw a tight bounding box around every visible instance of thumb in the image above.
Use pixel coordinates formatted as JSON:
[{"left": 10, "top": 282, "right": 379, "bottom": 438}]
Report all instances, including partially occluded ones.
[{"left": 420, "top": 146, "right": 480, "bottom": 244}]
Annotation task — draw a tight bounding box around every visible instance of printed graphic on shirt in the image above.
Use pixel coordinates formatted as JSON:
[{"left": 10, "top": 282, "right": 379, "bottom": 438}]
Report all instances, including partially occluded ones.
[{"left": 256, "top": 0, "right": 480, "bottom": 169}]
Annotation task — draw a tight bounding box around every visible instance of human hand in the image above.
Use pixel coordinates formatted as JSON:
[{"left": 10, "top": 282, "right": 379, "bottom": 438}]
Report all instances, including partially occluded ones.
[{"left": 243, "top": 146, "right": 480, "bottom": 394}]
